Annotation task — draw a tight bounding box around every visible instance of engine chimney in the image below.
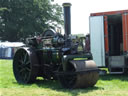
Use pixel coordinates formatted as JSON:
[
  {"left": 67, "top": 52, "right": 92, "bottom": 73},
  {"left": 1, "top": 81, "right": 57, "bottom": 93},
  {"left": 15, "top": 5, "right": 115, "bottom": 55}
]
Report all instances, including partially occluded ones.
[{"left": 63, "top": 3, "right": 71, "bottom": 38}]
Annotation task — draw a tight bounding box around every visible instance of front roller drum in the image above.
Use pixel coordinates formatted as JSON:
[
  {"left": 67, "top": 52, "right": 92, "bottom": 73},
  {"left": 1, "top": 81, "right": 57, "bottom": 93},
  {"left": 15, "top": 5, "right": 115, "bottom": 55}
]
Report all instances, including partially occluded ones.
[{"left": 58, "top": 60, "right": 99, "bottom": 88}]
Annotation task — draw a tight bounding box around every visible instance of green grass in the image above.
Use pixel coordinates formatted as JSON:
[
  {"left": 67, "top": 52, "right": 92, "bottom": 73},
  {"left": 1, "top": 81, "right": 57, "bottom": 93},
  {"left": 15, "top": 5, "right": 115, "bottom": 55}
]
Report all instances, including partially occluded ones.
[{"left": 1, "top": 60, "right": 128, "bottom": 96}]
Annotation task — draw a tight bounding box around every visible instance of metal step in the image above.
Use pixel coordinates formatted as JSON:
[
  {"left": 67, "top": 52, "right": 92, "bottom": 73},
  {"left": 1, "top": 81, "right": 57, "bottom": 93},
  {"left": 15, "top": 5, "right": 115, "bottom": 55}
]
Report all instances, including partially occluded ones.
[
  {"left": 109, "top": 68, "right": 124, "bottom": 74},
  {"left": 109, "top": 72, "right": 124, "bottom": 74}
]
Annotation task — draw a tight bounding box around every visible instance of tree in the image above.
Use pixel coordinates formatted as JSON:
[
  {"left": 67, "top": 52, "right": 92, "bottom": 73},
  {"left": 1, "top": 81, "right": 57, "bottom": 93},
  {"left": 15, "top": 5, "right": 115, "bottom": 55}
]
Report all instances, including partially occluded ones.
[{"left": 0, "top": 0, "right": 63, "bottom": 42}]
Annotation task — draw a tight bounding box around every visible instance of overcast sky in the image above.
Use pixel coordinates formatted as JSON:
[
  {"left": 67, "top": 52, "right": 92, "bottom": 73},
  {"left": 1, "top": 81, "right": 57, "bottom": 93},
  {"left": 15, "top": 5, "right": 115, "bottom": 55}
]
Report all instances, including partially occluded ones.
[{"left": 54, "top": 0, "right": 128, "bottom": 35}]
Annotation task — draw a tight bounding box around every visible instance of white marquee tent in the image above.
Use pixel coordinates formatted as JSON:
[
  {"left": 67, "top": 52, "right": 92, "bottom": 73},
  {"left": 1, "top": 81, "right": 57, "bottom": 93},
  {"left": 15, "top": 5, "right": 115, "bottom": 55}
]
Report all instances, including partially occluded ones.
[{"left": 0, "top": 42, "right": 25, "bottom": 59}]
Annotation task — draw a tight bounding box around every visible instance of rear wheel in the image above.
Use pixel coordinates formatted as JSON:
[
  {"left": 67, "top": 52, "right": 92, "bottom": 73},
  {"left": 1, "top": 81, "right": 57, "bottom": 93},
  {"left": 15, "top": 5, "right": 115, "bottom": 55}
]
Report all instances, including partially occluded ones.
[{"left": 13, "top": 48, "right": 39, "bottom": 84}]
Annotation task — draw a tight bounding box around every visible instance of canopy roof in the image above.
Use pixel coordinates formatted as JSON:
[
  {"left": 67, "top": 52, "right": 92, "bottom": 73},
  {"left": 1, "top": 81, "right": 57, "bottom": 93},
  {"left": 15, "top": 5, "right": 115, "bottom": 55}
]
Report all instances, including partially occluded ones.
[{"left": 0, "top": 42, "right": 25, "bottom": 48}]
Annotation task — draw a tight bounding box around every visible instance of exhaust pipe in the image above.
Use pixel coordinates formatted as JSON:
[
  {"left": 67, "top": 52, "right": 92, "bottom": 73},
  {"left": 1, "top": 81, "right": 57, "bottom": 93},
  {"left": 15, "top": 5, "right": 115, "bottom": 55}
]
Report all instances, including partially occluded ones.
[{"left": 63, "top": 3, "right": 71, "bottom": 38}]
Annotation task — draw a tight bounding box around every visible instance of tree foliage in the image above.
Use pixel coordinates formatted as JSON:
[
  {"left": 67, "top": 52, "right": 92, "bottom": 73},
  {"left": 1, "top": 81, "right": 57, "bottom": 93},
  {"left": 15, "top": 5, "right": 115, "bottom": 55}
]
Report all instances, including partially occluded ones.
[{"left": 0, "top": 0, "right": 63, "bottom": 42}]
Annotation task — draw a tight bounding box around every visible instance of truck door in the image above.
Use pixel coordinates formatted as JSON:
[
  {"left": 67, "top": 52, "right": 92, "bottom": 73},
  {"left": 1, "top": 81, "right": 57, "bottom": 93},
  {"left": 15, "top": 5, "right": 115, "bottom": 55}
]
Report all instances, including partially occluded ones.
[
  {"left": 122, "top": 13, "right": 128, "bottom": 52},
  {"left": 90, "top": 16, "right": 105, "bottom": 67}
]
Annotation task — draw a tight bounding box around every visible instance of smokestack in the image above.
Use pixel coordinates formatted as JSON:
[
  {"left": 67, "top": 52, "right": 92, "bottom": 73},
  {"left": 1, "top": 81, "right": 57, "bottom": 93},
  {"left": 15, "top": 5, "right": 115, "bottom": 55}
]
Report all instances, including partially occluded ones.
[{"left": 63, "top": 3, "right": 71, "bottom": 38}]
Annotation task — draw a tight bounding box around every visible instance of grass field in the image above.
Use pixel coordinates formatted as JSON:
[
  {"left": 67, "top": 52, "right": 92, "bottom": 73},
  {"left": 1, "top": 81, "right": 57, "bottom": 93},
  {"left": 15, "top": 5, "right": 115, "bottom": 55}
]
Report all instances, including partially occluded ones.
[{"left": 1, "top": 60, "right": 128, "bottom": 96}]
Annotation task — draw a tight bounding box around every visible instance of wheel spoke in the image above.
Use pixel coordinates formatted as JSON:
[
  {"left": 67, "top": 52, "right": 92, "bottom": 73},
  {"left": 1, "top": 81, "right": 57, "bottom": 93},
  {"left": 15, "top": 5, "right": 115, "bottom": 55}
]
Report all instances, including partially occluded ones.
[
  {"left": 20, "top": 54, "right": 24, "bottom": 62},
  {"left": 18, "top": 65, "right": 22, "bottom": 69},
  {"left": 18, "top": 60, "right": 23, "bottom": 65},
  {"left": 20, "top": 71, "right": 25, "bottom": 79},
  {"left": 25, "top": 60, "right": 30, "bottom": 65},
  {"left": 19, "top": 68, "right": 26, "bottom": 73},
  {"left": 26, "top": 67, "right": 31, "bottom": 72},
  {"left": 24, "top": 73, "right": 28, "bottom": 81},
  {"left": 24, "top": 53, "right": 28, "bottom": 63}
]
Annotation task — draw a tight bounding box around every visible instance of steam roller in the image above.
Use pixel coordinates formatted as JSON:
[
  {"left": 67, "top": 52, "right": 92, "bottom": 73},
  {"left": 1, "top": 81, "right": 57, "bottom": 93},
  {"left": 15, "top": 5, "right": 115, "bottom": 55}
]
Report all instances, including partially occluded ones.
[{"left": 13, "top": 3, "right": 99, "bottom": 88}]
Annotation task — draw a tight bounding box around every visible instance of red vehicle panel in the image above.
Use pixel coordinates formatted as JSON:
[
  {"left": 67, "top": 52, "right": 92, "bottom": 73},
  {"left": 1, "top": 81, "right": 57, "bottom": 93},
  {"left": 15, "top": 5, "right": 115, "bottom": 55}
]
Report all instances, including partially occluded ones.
[{"left": 122, "top": 14, "right": 128, "bottom": 51}]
